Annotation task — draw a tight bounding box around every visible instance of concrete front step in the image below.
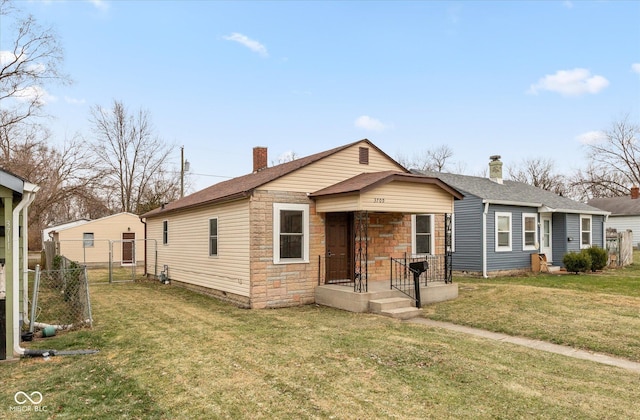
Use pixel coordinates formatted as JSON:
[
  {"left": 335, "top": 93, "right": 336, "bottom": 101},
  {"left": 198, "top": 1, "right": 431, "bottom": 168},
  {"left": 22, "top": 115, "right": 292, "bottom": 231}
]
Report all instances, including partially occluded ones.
[
  {"left": 547, "top": 265, "right": 560, "bottom": 273},
  {"left": 380, "top": 307, "right": 422, "bottom": 320},
  {"left": 369, "top": 297, "right": 415, "bottom": 312}
]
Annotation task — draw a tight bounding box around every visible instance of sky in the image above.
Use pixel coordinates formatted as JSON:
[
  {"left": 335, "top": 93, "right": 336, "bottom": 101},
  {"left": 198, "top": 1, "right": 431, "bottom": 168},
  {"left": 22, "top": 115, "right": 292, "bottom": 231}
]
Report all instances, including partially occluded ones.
[{"left": 3, "top": 0, "right": 640, "bottom": 192}]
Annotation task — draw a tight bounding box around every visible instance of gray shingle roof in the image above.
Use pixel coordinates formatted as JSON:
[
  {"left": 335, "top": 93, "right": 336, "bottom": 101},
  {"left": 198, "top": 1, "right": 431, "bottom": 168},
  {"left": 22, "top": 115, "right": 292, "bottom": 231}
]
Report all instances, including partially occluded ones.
[
  {"left": 588, "top": 197, "right": 640, "bottom": 216},
  {"left": 416, "top": 170, "right": 608, "bottom": 215}
]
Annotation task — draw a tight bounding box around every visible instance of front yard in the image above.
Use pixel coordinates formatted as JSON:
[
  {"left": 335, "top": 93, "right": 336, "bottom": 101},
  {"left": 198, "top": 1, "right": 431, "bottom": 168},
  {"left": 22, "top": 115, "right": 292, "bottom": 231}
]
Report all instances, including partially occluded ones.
[{"left": 1, "top": 255, "right": 639, "bottom": 419}]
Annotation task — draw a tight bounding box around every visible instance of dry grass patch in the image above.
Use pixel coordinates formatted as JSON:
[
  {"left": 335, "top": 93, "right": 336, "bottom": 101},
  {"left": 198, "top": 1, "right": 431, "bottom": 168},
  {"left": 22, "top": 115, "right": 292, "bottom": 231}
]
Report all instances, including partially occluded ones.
[{"left": 1, "top": 282, "right": 640, "bottom": 419}]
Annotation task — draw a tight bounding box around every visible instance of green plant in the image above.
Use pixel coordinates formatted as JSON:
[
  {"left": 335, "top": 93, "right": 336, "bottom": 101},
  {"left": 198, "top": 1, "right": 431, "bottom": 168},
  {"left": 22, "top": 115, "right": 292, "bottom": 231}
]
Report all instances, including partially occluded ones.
[
  {"left": 563, "top": 251, "right": 592, "bottom": 274},
  {"left": 584, "top": 246, "right": 608, "bottom": 271}
]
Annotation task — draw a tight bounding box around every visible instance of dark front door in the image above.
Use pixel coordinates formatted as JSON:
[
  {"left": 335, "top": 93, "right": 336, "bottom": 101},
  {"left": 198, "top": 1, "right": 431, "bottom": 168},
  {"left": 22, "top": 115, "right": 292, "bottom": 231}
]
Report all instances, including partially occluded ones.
[
  {"left": 122, "top": 232, "right": 135, "bottom": 264},
  {"left": 325, "top": 212, "right": 353, "bottom": 282}
]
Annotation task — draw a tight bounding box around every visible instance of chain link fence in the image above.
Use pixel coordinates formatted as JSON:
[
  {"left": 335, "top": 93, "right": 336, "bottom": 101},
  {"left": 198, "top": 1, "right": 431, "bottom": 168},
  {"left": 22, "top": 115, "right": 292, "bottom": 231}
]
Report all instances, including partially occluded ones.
[
  {"left": 29, "top": 260, "right": 93, "bottom": 332},
  {"left": 44, "top": 239, "right": 158, "bottom": 283}
]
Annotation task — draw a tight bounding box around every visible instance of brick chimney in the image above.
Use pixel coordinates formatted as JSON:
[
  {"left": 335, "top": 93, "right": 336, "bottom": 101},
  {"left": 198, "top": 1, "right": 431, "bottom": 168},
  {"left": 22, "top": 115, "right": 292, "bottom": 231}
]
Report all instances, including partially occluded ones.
[
  {"left": 488, "top": 155, "right": 503, "bottom": 184},
  {"left": 631, "top": 186, "right": 639, "bottom": 199},
  {"left": 253, "top": 147, "right": 268, "bottom": 172}
]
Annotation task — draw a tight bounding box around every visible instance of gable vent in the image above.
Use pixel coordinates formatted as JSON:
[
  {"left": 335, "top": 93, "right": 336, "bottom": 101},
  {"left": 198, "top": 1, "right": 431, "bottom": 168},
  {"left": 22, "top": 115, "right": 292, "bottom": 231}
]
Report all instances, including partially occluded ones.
[{"left": 359, "top": 147, "right": 369, "bottom": 165}]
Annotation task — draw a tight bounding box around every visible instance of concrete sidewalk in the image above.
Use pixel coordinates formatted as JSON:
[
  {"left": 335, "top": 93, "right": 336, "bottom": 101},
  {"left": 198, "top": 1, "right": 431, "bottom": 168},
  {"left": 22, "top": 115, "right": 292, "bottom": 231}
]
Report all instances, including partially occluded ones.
[{"left": 407, "top": 318, "right": 640, "bottom": 374}]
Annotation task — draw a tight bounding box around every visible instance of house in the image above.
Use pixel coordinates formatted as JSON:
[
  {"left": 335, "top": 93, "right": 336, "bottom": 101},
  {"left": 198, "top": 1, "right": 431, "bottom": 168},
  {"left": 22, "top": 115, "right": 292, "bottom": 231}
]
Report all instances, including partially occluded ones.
[
  {"left": 588, "top": 187, "right": 640, "bottom": 248},
  {"left": 42, "top": 218, "right": 90, "bottom": 250},
  {"left": 141, "top": 139, "right": 463, "bottom": 310},
  {"left": 418, "top": 156, "right": 610, "bottom": 276},
  {"left": 1, "top": 168, "right": 39, "bottom": 360},
  {"left": 48, "top": 212, "right": 145, "bottom": 267}
]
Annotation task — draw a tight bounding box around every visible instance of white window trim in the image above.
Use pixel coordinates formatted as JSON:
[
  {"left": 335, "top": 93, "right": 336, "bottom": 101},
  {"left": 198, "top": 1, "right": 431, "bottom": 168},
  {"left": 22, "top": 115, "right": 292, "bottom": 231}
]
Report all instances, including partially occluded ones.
[
  {"left": 580, "top": 214, "right": 592, "bottom": 249},
  {"left": 411, "top": 214, "right": 435, "bottom": 256},
  {"left": 273, "top": 203, "right": 309, "bottom": 264},
  {"left": 83, "top": 232, "right": 94, "bottom": 248},
  {"left": 450, "top": 213, "right": 455, "bottom": 253},
  {"left": 209, "top": 217, "right": 218, "bottom": 257},
  {"left": 522, "top": 213, "right": 538, "bottom": 251},
  {"left": 162, "top": 220, "right": 168, "bottom": 245},
  {"left": 495, "top": 212, "right": 512, "bottom": 252}
]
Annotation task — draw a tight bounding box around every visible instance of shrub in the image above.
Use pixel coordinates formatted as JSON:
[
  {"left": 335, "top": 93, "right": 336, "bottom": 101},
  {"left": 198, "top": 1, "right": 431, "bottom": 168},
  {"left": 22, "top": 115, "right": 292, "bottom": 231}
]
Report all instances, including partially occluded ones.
[
  {"left": 563, "top": 251, "right": 592, "bottom": 274},
  {"left": 584, "top": 246, "right": 608, "bottom": 271}
]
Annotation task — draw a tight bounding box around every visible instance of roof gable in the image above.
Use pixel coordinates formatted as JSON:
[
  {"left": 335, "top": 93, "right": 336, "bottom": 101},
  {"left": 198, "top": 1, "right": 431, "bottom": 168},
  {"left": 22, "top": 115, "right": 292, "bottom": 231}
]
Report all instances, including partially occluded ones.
[{"left": 142, "top": 139, "right": 407, "bottom": 218}]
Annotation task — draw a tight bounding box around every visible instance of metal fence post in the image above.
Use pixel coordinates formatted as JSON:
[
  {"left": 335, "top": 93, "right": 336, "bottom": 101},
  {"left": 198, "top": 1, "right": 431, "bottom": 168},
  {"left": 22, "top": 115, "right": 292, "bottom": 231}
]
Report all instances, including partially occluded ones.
[{"left": 109, "top": 240, "right": 113, "bottom": 284}]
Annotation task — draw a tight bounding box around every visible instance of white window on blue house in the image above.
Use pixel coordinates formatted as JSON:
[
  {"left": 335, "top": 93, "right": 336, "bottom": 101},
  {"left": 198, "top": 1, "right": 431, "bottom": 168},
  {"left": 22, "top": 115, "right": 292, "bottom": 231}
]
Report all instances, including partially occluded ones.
[
  {"left": 209, "top": 218, "right": 218, "bottom": 257},
  {"left": 580, "top": 215, "right": 592, "bottom": 248},
  {"left": 273, "top": 203, "right": 309, "bottom": 264},
  {"left": 522, "top": 213, "right": 538, "bottom": 251},
  {"left": 495, "top": 212, "right": 512, "bottom": 252},
  {"left": 412, "top": 214, "right": 434, "bottom": 255},
  {"left": 83, "top": 232, "right": 94, "bottom": 248}
]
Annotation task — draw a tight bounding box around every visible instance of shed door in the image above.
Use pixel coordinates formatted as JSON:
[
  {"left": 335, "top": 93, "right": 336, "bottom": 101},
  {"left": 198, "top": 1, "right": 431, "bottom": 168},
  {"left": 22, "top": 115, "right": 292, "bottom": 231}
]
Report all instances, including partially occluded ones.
[
  {"left": 122, "top": 232, "right": 135, "bottom": 264},
  {"left": 325, "top": 213, "right": 353, "bottom": 282}
]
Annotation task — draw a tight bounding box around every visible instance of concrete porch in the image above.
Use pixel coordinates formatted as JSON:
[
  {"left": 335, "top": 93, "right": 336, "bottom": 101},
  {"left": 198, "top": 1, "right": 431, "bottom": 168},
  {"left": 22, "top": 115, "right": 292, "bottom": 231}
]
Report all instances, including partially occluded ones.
[{"left": 315, "top": 281, "right": 458, "bottom": 319}]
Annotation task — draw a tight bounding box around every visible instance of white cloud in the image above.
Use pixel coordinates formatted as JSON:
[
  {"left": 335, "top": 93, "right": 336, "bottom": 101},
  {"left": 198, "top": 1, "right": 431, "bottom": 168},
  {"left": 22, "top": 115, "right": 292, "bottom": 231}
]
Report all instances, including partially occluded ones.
[
  {"left": 13, "top": 86, "right": 56, "bottom": 105},
  {"left": 632, "top": 63, "right": 640, "bottom": 74},
  {"left": 65, "top": 96, "right": 86, "bottom": 105},
  {"left": 527, "top": 68, "right": 609, "bottom": 96},
  {"left": 88, "top": 0, "right": 109, "bottom": 11},
  {"left": 223, "top": 33, "right": 268, "bottom": 57},
  {"left": 354, "top": 115, "right": 389, "bottom": 132},
  {"left": 0, "top": 51, "right": 23, "bottom": 66},
  {"left": 576, "top": 130, "right": 606, "bottom": 145}
]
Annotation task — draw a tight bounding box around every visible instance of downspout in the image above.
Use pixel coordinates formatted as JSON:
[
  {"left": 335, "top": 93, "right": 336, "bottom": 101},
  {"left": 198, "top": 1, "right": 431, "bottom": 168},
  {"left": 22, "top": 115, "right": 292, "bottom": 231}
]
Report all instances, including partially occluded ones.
[
  {"left": 21, "top": 188, "right": 34, "bottom": 325},
  {"left": 482, "top": 201, "right": 489, "bottom": 278},
  {"left": 12, "top": 183, "right": 39, "bottom": 356},
  {"left": 140, "top": 217, "right": 147, "bottom": 276}
]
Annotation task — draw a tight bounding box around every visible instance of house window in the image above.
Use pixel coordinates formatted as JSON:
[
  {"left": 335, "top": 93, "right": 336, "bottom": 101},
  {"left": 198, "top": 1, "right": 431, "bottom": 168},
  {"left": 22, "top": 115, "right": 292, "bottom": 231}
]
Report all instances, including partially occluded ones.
[
  {"left": 495, "top": 212, "right": 512, "bottom": 252},
  {"left": 83, "top": 232, "right": 94, "bottom": 248},
  {"left": 273, "top": 203, "right": 309, "bottom": 264},
  {"left": 412, "top": 214, "right": 433, "bottom": 255},
  {"left": 580, "top": 215, "right": 592, "bottom": 248},
  {"left": 522, "top": 213, "right": 538, "bottom": 251},
  {"left": 209, "top": 218, "right": 218, "bottom": 256},
  {"left": 163, "top": 220, "right": 168, "bottom": 245}
]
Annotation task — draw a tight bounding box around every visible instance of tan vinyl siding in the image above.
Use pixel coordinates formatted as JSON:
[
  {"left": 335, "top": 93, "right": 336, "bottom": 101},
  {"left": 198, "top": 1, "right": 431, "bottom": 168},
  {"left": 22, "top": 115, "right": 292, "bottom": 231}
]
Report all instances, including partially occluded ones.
[
  {"left": 315, "top": 182, "right": 455, "bottom": 213},
  {"left": 149, "top": 199, "right": 250, "bottom": 297},
  {"left": 263, "top": 142, "right": 404, "bottom": 192},
  {"left": 56, "top": 213, "right": 145, "bottom": 265}
]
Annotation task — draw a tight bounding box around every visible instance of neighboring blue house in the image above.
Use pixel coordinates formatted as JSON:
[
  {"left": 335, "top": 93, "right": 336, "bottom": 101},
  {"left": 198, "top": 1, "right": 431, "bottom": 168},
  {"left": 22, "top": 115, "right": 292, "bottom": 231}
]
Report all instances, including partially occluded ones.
[{"left": 417, "top": 156, "right": 609, "bottom": 276}]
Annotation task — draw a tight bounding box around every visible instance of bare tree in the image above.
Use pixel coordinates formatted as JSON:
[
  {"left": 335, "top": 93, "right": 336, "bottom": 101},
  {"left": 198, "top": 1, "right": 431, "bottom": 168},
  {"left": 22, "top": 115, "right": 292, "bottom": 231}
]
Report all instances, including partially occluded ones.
[
  {"left": 507, "top": 157, "right": 567, "bottom": 196},
  {"left": 572, "top": 114, "right": 640, "bottom": 199},
  {"left": 89, "top": 100, "right": 179, "bottom": 214},
  {"left": 0, "top": 0, "right": 70, "bottom": 132},
  {"left": 0, "top": 123, "right": 102, "bottom": 248},
  {"left": 397, "top": 145, "right": 454, "bottom": 172}
]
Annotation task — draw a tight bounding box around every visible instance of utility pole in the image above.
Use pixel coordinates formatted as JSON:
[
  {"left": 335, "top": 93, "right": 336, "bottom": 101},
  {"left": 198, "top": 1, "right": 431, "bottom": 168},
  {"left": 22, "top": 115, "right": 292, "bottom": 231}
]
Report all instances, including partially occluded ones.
[{"left": 180, "top": 146, "right": 189, "bottom": 198}]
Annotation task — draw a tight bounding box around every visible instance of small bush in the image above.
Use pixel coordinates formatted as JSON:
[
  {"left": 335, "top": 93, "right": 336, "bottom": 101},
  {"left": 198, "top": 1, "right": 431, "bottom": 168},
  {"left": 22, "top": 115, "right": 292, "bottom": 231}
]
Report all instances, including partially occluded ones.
[
  {"left": 563, "top": 251, "right": 592, "bottom": 274},
  {"left": 584, "top": 246, "right": 608, "bottom": 271}
]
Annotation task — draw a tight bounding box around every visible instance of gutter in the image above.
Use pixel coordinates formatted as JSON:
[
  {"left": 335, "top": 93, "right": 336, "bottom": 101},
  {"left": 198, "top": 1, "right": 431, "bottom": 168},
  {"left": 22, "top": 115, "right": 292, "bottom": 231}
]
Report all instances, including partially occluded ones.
[
  {"left": 12, "top": 183, "right": 39, "bottom": 356},
  {"left": 482, "top": 201, "right": 489, "bottom": 278}
]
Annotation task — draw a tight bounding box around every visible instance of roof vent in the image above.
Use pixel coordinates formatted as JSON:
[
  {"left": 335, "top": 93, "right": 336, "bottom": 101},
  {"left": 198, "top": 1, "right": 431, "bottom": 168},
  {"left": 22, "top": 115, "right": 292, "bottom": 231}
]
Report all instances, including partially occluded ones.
[{"left": 359, "top": 147, "right": 369, "bottom": 165}]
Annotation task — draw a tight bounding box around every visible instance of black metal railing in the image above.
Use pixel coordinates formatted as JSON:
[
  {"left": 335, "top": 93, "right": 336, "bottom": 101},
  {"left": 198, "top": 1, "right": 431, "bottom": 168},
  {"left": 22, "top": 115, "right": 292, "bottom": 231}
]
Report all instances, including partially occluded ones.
[{"left": 390, "top": 254, "right": 451, "bottom": 306}]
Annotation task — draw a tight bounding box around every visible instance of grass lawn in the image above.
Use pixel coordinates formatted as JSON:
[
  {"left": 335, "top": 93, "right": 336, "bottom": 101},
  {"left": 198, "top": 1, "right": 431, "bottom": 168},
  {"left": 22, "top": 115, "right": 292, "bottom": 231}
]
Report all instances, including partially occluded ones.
[
  {"left": 424, "top": 251, "right": 640, "bottom": 362},
  {"left": 2, "top": 272, "right": 640, "bottom": 419}
]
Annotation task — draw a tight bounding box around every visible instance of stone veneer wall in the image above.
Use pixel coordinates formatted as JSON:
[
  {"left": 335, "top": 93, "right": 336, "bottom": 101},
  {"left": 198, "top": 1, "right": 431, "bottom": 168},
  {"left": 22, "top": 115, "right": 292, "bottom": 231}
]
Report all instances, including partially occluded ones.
[
  {"left": 249, "top": 190, "right": 324, "bottom": 308},
  {"left": 364, "top": 213, "right": 447, "bottom": 282}
]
